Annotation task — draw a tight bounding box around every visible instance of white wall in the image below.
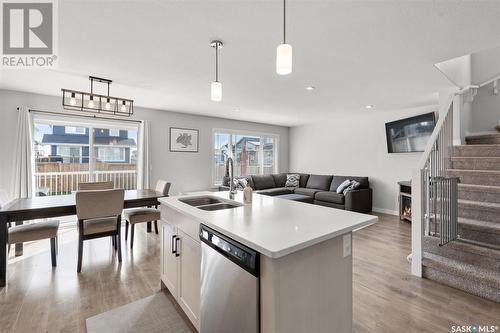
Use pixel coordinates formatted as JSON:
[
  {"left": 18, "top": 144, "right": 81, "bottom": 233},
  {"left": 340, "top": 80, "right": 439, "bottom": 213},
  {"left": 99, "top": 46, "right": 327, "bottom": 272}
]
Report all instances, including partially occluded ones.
[
  {"left": 0, "top": 89, "right": 289, "bottom": 196},
  {"left": 289, "top": 105, "right": 437, "bottom": 214},
  {"left": 471, "top": 85, "right": 500, "bottom": 133}
]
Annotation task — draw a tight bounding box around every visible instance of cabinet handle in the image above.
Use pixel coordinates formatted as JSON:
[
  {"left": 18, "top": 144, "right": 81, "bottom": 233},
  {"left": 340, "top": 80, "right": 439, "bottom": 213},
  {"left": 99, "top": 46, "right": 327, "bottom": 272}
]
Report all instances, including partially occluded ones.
[
  {"left": 171, "top": 235, "right": 176, "bottom": 254},
  {"left": 175, "top": 237, "right": 180, "bottom": 257}
]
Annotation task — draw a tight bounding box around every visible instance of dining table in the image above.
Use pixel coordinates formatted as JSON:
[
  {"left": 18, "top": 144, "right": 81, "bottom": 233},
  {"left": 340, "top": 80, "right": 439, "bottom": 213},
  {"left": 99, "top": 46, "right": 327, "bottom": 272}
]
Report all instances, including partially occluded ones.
[{"left": 0, "top": 189, "right": 166, "bottom": 287}]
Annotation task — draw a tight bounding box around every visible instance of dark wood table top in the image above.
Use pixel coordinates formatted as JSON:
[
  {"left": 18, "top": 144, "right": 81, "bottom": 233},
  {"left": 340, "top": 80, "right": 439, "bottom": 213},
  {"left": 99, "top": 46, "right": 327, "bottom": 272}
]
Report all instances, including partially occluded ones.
[{"left": 0, "top": 189, "right": 164, "bottom": 216}]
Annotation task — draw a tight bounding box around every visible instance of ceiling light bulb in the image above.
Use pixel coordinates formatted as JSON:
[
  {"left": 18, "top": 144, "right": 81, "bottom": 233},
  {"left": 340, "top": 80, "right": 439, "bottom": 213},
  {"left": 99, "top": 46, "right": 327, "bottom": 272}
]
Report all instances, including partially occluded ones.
[
  {"left": 69, "top": 92, "right": 76, "bottom": 105},
  {"left": 211, "top": 81, "right": 222, "bottom": 102},
  {"left": 121, "top": 101, "right": 127, "bottom": 112},
  {"left": 88, "top": 96, "right": 94, "bottom": 108},
  {"left": 105, "top": 98, "right": 111, "bottom": 110},
  {"left": 305, "top": 86, "right": 315, "bottom": 91},
  {"left": 366, "top": 105, "right": 374, "bottom": 109},
  {"left": 276, "top": 43, "right": 292, "bottom": 75}
]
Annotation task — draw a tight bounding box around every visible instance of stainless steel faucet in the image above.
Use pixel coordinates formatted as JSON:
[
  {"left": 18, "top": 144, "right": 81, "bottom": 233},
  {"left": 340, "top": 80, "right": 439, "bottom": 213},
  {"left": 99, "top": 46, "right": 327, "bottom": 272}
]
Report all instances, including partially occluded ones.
[{"left": 226, "top": 157, "right": 237, "bottom": 197}]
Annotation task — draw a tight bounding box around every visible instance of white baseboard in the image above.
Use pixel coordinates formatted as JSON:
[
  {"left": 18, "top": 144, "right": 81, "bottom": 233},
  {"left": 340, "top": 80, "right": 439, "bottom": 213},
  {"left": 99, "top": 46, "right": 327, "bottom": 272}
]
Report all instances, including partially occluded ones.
[{"left": 372, "top": 207, "right": 399, "bottom": 216}]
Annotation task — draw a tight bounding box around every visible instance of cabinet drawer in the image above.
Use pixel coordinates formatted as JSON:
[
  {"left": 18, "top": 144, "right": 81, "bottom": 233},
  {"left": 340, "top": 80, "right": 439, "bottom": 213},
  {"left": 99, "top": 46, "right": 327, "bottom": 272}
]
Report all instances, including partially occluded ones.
[{"left": 160, "top": 205, "right": 200, "bottom": 242}]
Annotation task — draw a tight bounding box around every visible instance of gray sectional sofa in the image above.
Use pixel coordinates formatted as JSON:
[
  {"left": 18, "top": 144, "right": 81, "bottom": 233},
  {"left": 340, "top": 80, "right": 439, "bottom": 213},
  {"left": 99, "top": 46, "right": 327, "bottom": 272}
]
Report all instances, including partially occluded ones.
[{"left": 220, "top": 173, "right": 372, "bottom": 213}]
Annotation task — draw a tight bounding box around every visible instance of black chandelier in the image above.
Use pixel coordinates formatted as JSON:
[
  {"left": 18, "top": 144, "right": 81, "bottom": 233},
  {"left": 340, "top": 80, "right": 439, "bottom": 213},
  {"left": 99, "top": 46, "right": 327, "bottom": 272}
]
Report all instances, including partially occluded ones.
[{"left": 61, "top": 76, "right": 134, "bottom": 117}]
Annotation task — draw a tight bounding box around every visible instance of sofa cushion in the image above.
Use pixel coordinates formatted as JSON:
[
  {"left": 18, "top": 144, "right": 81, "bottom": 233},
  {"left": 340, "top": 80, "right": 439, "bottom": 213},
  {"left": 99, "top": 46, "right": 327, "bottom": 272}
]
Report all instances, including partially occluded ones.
[
  {"left": 272, "top": 173, "right": 287, "bottom": 187},
  {"left": 306, "top": 174, "right": 333, "bottom": 190},
  {"left": 251, "top": 175, "right": 276, "bottom": 190},
  {"left": 315, "top": 191, "right": 345, "bottom": 205},
  {"left": 294, "top": 187, "right": 321, "bottom": 197},
  {"left": 330, "top": 176, "right": 369, "bottom": 191},
  {"left": 256, "top": 187, "right": 293, "bottom": 196}
]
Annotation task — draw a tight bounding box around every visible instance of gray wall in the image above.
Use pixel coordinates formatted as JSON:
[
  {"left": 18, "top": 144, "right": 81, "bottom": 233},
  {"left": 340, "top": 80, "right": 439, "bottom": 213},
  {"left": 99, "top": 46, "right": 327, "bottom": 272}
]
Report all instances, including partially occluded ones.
[
  {"left": 0, "top": 89, "right": 289, "bottom": 196},
  {"left": 471, "top": 85, "right": 500, "bottom": 133},
  {"left": 289, "top": 105, "right": 436, "bottom": 214}
]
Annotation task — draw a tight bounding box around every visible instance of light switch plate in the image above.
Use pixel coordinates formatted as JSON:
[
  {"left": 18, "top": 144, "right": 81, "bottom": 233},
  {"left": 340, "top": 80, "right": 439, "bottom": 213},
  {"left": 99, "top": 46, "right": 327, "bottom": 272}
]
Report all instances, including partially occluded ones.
[{"left": 343, "top": 233, "right": 352, "bottom": 257}]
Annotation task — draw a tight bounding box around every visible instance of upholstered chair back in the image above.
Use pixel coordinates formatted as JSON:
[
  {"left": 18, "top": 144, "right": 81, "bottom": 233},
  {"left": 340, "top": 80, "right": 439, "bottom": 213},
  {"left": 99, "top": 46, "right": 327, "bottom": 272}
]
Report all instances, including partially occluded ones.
[
  {"left": 78, "top": 181, "right": 114, "bottom": 191},
  {"left": 76, "top": 189, "right": 124, "bottom": 220},
  {"left": 155, "top": 180, "right": 171, "bottom": 196}
]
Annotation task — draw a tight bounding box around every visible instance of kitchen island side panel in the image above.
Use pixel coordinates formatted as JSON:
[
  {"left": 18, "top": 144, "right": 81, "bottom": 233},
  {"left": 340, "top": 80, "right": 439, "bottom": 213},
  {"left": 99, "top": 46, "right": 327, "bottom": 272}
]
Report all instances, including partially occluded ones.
[{"left": 260, "top": 232, "right": 352, "bottom": 333}]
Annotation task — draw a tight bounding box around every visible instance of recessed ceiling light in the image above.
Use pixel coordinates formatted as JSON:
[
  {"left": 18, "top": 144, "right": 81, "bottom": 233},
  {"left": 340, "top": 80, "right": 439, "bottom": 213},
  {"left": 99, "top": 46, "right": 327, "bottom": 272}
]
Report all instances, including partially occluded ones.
[
  {"left": 305, "top": 86, "right": 315, "bottom": 91},
  {"left": 366, "top": 105, "right": 374, "bottom": 109}
]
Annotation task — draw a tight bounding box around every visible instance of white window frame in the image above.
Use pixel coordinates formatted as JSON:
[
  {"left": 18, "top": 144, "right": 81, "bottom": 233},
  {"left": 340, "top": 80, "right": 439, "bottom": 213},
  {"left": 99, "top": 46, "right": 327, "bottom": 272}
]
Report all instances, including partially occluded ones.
[{"left": 212, "top": 128, "right": 279, "bottom": 186}]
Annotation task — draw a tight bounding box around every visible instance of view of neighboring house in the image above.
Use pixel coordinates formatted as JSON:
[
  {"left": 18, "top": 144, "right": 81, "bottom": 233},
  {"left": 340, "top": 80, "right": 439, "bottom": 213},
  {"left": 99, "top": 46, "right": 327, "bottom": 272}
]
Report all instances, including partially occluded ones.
[{"left": 40, "top": 126, "right": 137, "bottom": 164}]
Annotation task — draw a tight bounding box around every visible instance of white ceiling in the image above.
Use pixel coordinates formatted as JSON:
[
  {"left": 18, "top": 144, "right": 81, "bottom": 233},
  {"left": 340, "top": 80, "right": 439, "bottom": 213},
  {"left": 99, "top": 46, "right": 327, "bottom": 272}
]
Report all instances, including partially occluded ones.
[{"left": 1, "top": 0, "right": 499, "bottom": 126}]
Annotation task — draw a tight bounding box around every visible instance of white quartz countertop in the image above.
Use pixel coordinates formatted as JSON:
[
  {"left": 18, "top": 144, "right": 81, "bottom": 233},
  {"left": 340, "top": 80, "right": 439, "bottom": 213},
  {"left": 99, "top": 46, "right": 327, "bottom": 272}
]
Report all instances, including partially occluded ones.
[{"left": 159, "top": 191, "right": 378, "bottom": 258}]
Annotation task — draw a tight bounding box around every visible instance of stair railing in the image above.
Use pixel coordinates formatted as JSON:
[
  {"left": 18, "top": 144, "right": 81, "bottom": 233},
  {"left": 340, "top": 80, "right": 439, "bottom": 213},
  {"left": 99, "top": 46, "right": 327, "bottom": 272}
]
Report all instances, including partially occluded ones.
[{"left": 411, "top": 93, "right": 457, "bottom": 276}]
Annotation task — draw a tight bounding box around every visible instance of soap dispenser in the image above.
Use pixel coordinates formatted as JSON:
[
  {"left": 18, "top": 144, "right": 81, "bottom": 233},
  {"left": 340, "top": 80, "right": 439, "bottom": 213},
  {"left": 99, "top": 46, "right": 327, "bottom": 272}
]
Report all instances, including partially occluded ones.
[{"left": 243, "top": 183, "right": 253, "bottom": 204}]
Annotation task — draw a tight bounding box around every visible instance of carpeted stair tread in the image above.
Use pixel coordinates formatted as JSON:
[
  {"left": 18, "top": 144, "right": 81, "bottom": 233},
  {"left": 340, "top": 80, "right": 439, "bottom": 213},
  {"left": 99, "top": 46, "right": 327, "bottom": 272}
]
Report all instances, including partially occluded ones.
[
  {"left": 447, "top": 169, "right": 500, "bottom": 175},
  {"left": 459, "top": 218, "right": 500, "bottom": 234},
  {"left": 424, "top": 236, "right": 500, "bottom": 259},
  {"left": 465, "top": 133, "right": 500, "bottom": 145},
  {"left": 453, "top": 144, "right": 500, "bottom": 157},
  {"left": 422, "top": 252, "right": 500, "bottom": 289},
  {"left": 458, "top": 199, "right": 500, "bottom": 210},
  {"left": 451, "top": 157, "right": 500, "bottom": 171},
  {"left": 459, "top": 183, "right": 500, "bottom": 191}
]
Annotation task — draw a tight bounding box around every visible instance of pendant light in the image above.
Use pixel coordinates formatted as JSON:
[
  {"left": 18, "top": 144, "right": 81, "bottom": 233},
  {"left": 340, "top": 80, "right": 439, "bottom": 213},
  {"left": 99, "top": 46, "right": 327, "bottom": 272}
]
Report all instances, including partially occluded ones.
[
  {"left": 276, "top": 0, "right": 292, "bottom": 75},
  {"left": 210, "top": 40, "right": 223, "bottom": 102}
]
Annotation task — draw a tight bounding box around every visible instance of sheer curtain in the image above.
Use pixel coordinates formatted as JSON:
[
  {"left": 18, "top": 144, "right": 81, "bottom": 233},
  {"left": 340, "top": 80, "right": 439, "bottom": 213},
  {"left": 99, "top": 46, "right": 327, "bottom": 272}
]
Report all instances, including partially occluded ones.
[
  {"left": 11, "top": 106, "right": 35, "bottom": 199},
  {"left": 137, "top": 120, "right": 151, "bottom": 190}
]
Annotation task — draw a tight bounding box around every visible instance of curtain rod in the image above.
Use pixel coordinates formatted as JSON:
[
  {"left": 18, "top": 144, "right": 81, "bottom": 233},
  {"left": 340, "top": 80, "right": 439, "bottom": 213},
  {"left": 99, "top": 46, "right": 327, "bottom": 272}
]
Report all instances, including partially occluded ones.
[{"left": 17, "top": 107, "right": 142, "bottom": 124}]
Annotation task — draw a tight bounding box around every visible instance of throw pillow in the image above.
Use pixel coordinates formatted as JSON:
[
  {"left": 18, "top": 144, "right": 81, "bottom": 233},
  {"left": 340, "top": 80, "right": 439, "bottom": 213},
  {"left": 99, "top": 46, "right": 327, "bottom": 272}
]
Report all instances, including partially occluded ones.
[
  {"left": 233, "top": 177, "right": 248, "bottom": 190},
  {"left": 336, "top": 179, "right": 352, "bottom": 194},
  {"left": 343, "top": 180, "right": 361, "bottom": 195},
  {"left": 285, "top": 174, "right": 300, "bottom": 187}
]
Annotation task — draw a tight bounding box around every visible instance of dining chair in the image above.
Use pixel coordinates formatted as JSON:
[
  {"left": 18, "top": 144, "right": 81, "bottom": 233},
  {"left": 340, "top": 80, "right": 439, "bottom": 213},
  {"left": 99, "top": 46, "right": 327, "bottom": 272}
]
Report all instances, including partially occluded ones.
[
  {"left": 0, "top": 189, "right": 60, "bottom": 267},
  {"left": 78, "top": 181, "right": 114, "bottom": 191},
  {"left": 75, "top": 189, "right": 124, "bottom": 272},
  {"left": 123, "top": 180, "right": 171, "bottom": 249}
]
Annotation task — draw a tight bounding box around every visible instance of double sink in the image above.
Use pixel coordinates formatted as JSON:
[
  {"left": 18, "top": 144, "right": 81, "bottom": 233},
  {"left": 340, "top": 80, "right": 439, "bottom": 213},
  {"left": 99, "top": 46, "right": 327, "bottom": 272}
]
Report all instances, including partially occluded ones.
[{"left": 179, "top": 196, "right": 243, "bottom": 211}]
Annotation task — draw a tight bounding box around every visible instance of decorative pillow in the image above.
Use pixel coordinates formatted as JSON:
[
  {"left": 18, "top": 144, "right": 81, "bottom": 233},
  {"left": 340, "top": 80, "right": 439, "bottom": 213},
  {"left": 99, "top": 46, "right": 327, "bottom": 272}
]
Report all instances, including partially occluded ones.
[
  {"left": 233, "top": 177, "right": 248, "bottom": 190},
  {"left": 336, "top": 179, "right": 352, "bottom": 194},
  {"left": 343, "top": 180, "right": 361, "bottom": 195},
  {"left": 285, "top": 174, "right": 300, "bottom": 188}
]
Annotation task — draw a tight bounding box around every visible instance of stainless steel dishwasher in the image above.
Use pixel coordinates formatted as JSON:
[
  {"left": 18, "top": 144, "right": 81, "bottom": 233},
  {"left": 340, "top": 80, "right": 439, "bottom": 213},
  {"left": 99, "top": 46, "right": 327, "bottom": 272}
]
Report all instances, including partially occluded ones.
[{"left": 199, "top": 224, "right": 260, "bottom": 333}]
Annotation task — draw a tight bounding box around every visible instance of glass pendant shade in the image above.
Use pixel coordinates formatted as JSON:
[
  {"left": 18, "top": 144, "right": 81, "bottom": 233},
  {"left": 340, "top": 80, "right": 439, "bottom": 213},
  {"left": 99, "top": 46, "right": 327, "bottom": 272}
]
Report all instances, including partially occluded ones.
[
  {"left": 211, "top": 81, "right": 222, "bottom": 102},
  {"left": 276, "top": 43, "right": 292, "bottom": 75}
]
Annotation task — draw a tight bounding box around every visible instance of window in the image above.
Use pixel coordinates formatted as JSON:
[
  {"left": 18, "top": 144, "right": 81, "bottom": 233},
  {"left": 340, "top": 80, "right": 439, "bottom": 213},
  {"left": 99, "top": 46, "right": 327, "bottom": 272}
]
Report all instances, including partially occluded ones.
[
  {"left": 109, "top": 128, "right": 120, "bottom": 137},
  {"left": 213, "top": 130, "right": 278, "bottom": 185},
  {"left": 65, "top": 126, "right": 85, "bottom": 134},
  {"left": 34, "top": 120, "right": 138, "bottom": 196},
  {"left": 96, "top": 147, "right": 126, "bottom": 162}
]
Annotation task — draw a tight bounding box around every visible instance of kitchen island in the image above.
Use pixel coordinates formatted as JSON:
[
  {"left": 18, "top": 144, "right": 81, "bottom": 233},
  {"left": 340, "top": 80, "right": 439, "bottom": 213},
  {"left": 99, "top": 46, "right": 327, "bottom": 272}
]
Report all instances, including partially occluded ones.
[{"left": 158, "top": 191, "right": 377, "bottom": 333}]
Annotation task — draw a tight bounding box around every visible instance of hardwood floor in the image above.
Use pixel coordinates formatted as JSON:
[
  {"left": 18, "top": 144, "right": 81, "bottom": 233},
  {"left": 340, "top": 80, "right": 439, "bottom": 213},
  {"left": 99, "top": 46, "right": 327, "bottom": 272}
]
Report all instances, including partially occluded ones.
[{"left": 0, "top": 214, "right": 499, "bottom": 333}]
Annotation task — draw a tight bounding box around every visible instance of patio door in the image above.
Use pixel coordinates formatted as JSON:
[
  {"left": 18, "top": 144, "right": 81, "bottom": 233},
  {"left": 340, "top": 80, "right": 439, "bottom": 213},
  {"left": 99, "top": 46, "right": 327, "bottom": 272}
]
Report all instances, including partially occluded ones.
[{"left": 33, "top": 117, "right": 139, "bottom": 196}]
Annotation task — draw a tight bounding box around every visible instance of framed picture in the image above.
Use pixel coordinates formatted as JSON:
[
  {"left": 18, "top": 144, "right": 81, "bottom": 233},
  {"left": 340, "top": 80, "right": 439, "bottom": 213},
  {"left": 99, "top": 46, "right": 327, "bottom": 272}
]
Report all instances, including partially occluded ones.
[{"left": 169, "top": 127, "right": 199, "bottom": 152}]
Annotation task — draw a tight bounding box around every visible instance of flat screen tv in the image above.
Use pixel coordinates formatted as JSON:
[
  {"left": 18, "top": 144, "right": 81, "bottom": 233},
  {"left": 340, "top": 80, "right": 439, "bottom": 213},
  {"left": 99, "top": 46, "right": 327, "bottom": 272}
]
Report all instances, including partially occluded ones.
[{"left": 385, "top": 112, "right": 436, "bottom": 153}]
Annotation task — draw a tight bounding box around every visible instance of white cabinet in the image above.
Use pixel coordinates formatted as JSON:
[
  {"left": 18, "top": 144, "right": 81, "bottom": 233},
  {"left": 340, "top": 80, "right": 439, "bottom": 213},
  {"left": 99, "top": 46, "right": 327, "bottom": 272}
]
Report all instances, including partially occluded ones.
[
  {"left": 160, "top": 219, "right": 201, "bottom": 331},
  {"left": 177, "top": 229, "right": 201, "bottom": 328},
  {"left": 160, "top": 222, "right": 178, "bottom": 295}
]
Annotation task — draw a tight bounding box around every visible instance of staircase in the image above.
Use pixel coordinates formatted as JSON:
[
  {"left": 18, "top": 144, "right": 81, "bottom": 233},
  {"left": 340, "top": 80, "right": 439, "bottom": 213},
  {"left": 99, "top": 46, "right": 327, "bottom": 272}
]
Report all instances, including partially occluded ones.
[{"left": 422, "top": 133, "right": 500, "bottom": 302}]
